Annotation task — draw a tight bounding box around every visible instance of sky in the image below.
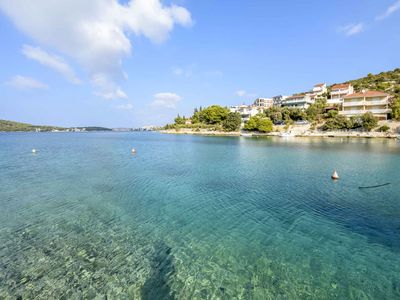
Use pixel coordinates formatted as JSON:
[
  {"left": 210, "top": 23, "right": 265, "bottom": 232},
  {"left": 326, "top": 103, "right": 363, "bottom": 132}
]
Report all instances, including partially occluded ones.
[{"left": 0, "top": 0, "right": 399, "bottom": 128}]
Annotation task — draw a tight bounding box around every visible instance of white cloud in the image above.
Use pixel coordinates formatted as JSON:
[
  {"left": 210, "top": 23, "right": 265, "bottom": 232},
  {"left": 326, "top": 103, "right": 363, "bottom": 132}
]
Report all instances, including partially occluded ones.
[
  {"left": 92, "top": 74, "right": 127, "bottom": 99},
  {"left": 151, "top": 92, "right": 182, "bottom": 108},
  {"left": 0, "top": 0, "right": 192, "bottom": 99},
  {"left": 376, "top": 0, "right": 400, "bottom": 20},
  {"left": 115, "top": 103, "right": 133, "bottom": 110},
  {"left": 5, "top": 75, "right": 48, "bottom": 90},
  {"left": 236, "top": 90, "right": 257, "bottom": 98},
  {"left": 22, "top": 45, "right": 80, "bottom": 84},
  {"left": 338, "top": 23, "right": 364, "bottom": 36}
]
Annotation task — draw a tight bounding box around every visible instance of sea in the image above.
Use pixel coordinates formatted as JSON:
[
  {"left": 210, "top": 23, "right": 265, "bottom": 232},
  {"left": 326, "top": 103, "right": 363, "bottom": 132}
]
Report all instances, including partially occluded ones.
[{"left": 0, "top": 132, "right": 400, "bottom": 299}]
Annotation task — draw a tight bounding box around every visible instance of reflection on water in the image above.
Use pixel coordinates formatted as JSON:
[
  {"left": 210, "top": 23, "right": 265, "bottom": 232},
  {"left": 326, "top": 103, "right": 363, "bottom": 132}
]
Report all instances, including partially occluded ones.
[{"left": 0, "top": 132, "right": 400, "bottom": 299}]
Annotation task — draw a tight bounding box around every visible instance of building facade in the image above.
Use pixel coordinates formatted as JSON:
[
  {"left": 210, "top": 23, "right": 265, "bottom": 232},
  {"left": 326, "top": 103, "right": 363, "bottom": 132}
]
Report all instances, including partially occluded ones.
[
  {"left": 339, "top": 90, "right": 391, "bottom": 120},
  {"left": 272, "top": 95, "right": 288, "bottom": 107},
  {"left": 230, "top": 105, "right": 263, "bottom": 124},
  {"left": 312, "top": 83, "right": 327, "bottom": 95},
  {"left": 281, "top": 94, "right": 314, "bottom": 109},
  {"left": 253, "top": 98, "right": 273, "bottom": 108},
  {"left": 328, "top": 83, "right": 354, "bottom": 107}
]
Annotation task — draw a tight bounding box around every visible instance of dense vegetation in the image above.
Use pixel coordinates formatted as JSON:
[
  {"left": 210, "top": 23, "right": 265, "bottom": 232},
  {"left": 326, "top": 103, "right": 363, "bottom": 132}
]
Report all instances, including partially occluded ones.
[
  {"left": 0, "top": 120, "right": 65, "bottom": 132},
  {"left": 345, "top": 68, "right": 400, "bottom": 98},
  {"left": 321, "top": 112, "right": 378, "bottom": 132},
  {"left": 260, "top": 102, "right": 380, "bottom": 132},
  {"left": 342, "top": 68, "right": 400, "bottom": 121},
  {"left": 243, "top": 116, "right": 273, "bottom": 132},
  {"left": 166, "top": 105, "right": 241, "bottom": 132}
]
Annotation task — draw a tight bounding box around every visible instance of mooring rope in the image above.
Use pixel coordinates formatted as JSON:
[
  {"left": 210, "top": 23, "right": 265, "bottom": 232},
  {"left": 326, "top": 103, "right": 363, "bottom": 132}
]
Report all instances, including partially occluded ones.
[{"left": 358, "top": 183, "right": 391, "bottom": 189}]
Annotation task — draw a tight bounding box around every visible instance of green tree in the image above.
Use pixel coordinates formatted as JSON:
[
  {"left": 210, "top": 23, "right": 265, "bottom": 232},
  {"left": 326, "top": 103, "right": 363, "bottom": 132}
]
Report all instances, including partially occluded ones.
[
  {"left": 306, "top": 99, "right": 326, "bottom": 121},
  {"left": 322, "top": 115, "right": 351, "bottom": 131},
  {"left": 325, "top": 109, "right": 338, "bottom": 119},
  {"left": 288, "top": 108, "right": 306, "bottom": 121},
  {"left": 349, "top": 116, "right": 362, "bottom": 129},
  {"left": 390, "top": 97, "right": 400, "bottom": 121},
  {"left": 199, "top": 105, "right": 230, "bottom": 124},
  {"left": 360, "top": 112, "right": 378, "bottom": 131},
  {"left": 222, "top": 112, "right": 241, "bottom": 132},
  {"left": 244, "top": 116, "right": 259, "bottom": 131},
  {"left": 264, "top": 107, "right": 283, "bottom": 123},
  {"left": 244, "top": 116, "right": 273, "bottom": 132},
  {"left": 174, "top": 114, "right": 185, "bottom": 125},
  {"left": 257, "top": 118, "right": 273, "bottom": 132}
]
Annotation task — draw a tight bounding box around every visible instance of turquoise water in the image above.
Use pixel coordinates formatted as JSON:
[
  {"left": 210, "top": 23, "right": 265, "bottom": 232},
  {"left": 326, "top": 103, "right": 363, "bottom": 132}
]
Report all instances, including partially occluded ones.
[{"left": 1, "top": 132, "right": 400, "bottom": 299}]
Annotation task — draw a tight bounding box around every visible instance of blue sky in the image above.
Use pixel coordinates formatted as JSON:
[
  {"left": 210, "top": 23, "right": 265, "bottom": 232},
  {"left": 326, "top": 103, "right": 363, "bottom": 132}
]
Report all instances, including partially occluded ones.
[{"left": 0, "top": 0, "right": 399, "bottom": 127}]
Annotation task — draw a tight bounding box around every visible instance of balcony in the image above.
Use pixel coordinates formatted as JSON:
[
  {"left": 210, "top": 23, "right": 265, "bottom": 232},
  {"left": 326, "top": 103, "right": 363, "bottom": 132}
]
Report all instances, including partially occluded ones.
[
  {"left": 343, "top": 100, "right": 388, "bottom": 107},
  {"left": 340, "top": 108, "right": 391, "bottom": 115},
  {"left": 327, "top": 99, "right": 342, "bottom": 104}
]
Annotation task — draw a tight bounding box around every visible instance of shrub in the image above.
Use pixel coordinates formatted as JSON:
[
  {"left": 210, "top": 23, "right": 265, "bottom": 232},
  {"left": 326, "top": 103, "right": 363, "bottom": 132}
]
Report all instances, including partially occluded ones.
[
  {"left": 360, "top": 112, "right": 378, "bottom": 131},
  {"left": 377, "top": 125, "right": 390, "bottom": 132},
  {"left": 222, "top": 112, "right": 241, "bottom": 132},
  {"left": 322, "top": 115, "right": 351, "bottom": 131},
  {"left": 390, "top": 97, "right": 400, "bottom": 121},
  {"left": 244, "top": 116, "right": 273, "bottom": 133},
  {"left": 257, "top": 118, "right": 273, "bottom": 133}
]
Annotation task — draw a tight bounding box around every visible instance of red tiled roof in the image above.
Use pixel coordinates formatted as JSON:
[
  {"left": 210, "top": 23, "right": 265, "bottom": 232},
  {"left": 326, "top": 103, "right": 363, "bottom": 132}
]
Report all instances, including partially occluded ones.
[
  {"left": 331, "top": 83, "right": 351, "bottom": 90},
  {"left": 343, "top": 90, "right": 388, "bottom": 99},
  {"left": 314, "top": 83, "right": 325, "bottom": 87}
]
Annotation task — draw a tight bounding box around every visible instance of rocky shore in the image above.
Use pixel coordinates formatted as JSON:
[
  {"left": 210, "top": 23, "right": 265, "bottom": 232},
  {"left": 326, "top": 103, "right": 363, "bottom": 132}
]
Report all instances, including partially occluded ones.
[{"left": 159, "top": 121, "right": 400, "bottom": 139}]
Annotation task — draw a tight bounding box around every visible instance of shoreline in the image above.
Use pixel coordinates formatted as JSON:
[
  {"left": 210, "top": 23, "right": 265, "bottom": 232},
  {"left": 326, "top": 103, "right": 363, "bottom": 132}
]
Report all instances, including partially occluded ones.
[{"left": 159, "top": 129, "right": 399, "bottom": 139}]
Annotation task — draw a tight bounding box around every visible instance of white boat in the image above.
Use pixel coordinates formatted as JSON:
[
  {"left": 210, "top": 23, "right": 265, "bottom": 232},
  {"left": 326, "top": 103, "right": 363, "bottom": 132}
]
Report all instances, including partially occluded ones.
[{"left": 279, "top": 132, "right": 296, "bottom": 138}]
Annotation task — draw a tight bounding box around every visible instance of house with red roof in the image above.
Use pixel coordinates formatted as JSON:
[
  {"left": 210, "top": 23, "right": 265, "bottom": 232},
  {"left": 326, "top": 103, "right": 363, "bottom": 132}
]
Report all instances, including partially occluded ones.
[
  {"left": 339, "top": 90, "right": 391, "bottom": 120},
  {"left": 312, "top": 83, "right": 327, "bottom": 95},
  {"left": 328, "top": 83, "right": 354, "bottom": 107}
]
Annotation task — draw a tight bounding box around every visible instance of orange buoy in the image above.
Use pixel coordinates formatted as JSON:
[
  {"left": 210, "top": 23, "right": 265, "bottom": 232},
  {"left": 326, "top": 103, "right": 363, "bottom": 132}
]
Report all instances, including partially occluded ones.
[{"left": 331, "top": 170, "right": 339, "bottom": 180}]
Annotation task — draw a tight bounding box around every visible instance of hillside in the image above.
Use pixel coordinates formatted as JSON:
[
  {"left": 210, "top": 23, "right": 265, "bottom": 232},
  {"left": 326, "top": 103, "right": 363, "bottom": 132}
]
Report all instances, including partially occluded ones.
[
  {"left": 0, "top": 120, "right": 66, "bottom": 132},
  {"left": 0, "top": 120, "right": 112, "bottom": 132},
  {"left": 336, "top": 68, "right": 400, "bottom": 98}
]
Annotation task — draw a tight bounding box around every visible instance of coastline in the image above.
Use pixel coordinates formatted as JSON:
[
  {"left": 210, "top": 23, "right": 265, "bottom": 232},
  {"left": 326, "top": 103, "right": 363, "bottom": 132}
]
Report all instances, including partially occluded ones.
[{"left": 159, "top": 127, "right": 400, "bottom": 139}]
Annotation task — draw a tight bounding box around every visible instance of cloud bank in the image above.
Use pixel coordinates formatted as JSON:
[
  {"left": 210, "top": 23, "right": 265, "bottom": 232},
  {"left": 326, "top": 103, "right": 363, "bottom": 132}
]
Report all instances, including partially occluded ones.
[
  {"left": 22, "top": 45, "right": 80, "bottom": 84},
  {"left": 5, "top": 75, "right": 48, "bottom": 90},
  {"left": 0, "top": 0, "right": 192, "bottom": 99}
]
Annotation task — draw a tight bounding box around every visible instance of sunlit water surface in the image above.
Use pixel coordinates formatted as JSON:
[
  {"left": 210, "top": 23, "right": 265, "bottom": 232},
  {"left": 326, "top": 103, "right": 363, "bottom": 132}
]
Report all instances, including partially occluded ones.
[{"left": 1, "top": 132, "right": 400, "bottom": 299}]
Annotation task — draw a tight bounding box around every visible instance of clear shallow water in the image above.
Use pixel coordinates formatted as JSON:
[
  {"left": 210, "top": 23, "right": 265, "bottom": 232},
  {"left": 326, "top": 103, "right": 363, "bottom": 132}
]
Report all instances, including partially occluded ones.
[{"left": 0, "top": 132, "right": 400, "bottom": 299}]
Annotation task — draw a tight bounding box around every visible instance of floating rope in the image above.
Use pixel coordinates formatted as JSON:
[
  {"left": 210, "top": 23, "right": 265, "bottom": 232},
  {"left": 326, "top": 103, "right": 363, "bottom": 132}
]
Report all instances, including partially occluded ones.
[{"left": 358, "top": 183, "right": 391, "bottom": 189}]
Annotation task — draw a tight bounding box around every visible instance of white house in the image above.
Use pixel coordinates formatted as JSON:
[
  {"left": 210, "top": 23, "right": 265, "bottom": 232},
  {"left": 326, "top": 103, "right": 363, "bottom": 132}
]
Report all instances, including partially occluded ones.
[
  {"left": 312, "top": 83, "right": 327, "bottom": 95},
  {"left": 272, "top": 95, "right": 289, "bottom": 107},
  {"left": 328, "top": 83, "right": 354, "bottom": 107},
  {"left": 230, "top": 105, "right": 263, "bottom": 124},
  {"left": 339, "top": 90, "right": 391, "bottom": 120},
  {"left": 253, "top": 98, "right": 273, "bottom": 109},
  {"left": 281, "top": 94, "right": 314, "bottom": 109}
]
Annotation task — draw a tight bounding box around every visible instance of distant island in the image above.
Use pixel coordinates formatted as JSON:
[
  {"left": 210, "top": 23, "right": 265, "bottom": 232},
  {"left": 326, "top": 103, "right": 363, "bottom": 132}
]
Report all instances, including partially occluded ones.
[
  {"left": 0, "top": 120, "right": 112, "bottom": 132},
  {"left": 0, "top": 120, "right": 160, "bottom": 132}
]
